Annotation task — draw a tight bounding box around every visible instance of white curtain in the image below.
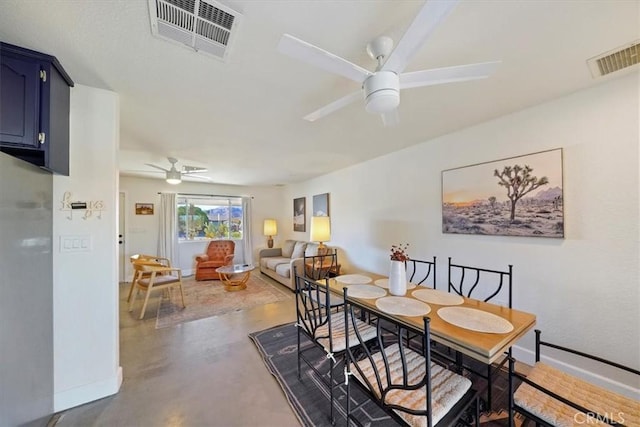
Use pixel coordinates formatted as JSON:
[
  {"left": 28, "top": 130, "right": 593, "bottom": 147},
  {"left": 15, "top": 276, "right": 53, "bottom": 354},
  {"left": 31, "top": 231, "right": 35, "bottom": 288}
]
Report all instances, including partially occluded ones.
[
  {"left": 158, "top": 192, "right": 179, "bottom": 265},
  {"left": 242, "top": 196, "right": 253, "bottom": 265}
]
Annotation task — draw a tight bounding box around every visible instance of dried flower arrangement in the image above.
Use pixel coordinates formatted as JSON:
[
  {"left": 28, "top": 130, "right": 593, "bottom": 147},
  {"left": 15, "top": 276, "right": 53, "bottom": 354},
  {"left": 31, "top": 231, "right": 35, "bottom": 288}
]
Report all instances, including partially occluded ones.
[{"left": 390, "top": 243, "right": 409, "bottom": 262}]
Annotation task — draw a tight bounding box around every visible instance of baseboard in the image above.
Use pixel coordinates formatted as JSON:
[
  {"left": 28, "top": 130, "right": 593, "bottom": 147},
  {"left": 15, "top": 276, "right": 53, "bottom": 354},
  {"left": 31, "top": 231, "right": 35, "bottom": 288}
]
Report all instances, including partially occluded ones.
[
  {"left": 54, "top": 366, "right": 123, "bottom": 412},
  {"left": 511, "top": 345, "right": 639, "bottom": 400}
]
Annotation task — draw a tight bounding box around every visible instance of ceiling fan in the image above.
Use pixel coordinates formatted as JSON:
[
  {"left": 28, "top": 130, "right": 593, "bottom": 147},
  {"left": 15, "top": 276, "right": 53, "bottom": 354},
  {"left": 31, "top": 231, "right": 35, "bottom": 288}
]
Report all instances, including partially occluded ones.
[
  {"left": 145, "top": 157, "right": 209, "bottom": 184},
  {"left": 277, "top": 0, "right": 501, "bottom": 126}
]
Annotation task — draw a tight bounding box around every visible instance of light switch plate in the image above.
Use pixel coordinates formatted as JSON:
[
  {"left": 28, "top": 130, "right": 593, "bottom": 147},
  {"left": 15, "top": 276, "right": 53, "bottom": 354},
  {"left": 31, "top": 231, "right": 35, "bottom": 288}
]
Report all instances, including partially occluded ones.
[{"left": 60, "top": 235, "right": 92, "bottom": 252}]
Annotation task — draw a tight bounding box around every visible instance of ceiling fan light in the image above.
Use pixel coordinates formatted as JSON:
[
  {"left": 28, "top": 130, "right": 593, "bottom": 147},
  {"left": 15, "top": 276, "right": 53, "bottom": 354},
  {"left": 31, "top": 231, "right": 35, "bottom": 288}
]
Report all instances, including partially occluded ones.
[
  {"left": 166, "top": 169, "right": 181, "bottom": 184},
  {"left": 364, "top": 71, "right": 400, "bottom": 114}
]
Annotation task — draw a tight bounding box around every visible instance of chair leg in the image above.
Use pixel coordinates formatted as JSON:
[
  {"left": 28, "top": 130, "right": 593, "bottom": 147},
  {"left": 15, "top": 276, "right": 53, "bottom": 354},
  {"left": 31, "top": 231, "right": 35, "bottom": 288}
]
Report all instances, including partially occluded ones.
[
  {"left": 297, "top": 327, "right": 302, "bottom": 380},
  {"left": 178, "top": 283, "right": 186, "bottom": 307},
  {"left": 128, "top": 287, "right": 139, "bottom": 312},
  {"left": 139, "top": 289, "right": 153, "bottom": 320},
  {"left": 329, "top": 357, "right": 335, "bottom": 425},
  {"left": 126, "top": 280, "right": 136, "bottom": 303}
]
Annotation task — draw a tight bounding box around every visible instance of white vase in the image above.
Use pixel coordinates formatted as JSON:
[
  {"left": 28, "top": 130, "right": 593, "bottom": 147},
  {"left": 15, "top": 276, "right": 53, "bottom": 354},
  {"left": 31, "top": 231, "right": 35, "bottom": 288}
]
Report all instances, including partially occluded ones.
[{"left": 388, "top": 260, "right": 407, "bottom": 296}]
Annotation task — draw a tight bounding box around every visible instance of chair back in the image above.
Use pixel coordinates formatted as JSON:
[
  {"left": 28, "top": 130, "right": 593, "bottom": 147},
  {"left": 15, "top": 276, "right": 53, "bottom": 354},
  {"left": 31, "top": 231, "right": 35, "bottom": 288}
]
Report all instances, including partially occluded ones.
[
  {"left": 406, "top": 256, "right": 436, "bottom": 288},
  {"left": 343, "top": 288, "right": 474, "bottom": 427},
  {"left": 205, "top": 240, "right": 235, "bottom": 261},
  {"left": 448, "top": 257, "right": 512, "bottom": 307},
  {"left": 303, "top": 250, "right": 338, "bottom": 280},
  {"left": 294, "top": 269, "right": 334, "bottom": 350}
]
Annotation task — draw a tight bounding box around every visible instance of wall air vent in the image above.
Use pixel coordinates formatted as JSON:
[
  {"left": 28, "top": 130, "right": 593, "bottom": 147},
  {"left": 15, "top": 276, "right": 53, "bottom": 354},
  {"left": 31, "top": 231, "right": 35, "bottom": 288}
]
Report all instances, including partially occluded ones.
[
  {"left": 587, "top": 40, "right": 639, "bottom": 78},
  {"left": 148, "top": 0, "right": 242, "bottom": 61}
]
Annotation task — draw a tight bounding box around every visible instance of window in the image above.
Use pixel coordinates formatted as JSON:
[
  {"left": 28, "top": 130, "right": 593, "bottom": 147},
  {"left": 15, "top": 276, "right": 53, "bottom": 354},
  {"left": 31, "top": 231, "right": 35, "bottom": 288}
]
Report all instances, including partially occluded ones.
[{"left": 177, "top": 195, "right": 243, "bottom": 241}]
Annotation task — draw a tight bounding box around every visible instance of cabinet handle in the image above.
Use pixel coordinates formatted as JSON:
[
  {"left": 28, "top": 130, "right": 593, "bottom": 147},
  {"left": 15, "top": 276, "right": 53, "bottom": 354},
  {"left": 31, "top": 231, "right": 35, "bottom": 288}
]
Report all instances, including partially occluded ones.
[
  {"left": 38, "top": 132, "right": 46, "bottom": 145},
  {"left": 40, "top": 70, "right": 47, "bottom": 82}
]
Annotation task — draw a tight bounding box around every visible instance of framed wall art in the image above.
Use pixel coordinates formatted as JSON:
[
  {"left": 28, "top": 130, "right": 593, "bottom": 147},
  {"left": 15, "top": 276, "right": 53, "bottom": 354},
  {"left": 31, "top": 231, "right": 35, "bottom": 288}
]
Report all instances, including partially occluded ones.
[
  {"left": 312, "top": 193, "right": 329, "bottom": 216},
  {"left": 442, "top": 148, "right": 563, "bottom": 238},
  {"left": 135, "top": 203, "right": 154, "bottom": 215},
  {"left": 293, "top": 197, "right": 306, "bottom": 232}
]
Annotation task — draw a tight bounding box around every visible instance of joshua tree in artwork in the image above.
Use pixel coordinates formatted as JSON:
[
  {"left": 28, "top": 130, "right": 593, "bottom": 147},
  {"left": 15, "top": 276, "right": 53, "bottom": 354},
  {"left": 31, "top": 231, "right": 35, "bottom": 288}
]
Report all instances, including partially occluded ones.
[
  {"left": 488, "top": 196, "right": 497, "bottom": 211},
  {"left": 494, "top": 165, "right": 549, "bottom": 221}
]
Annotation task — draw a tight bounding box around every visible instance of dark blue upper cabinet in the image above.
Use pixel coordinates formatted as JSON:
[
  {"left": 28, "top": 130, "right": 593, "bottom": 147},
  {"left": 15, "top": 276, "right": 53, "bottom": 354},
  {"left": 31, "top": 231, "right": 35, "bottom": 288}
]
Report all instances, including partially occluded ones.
[{"left": 0, "top": 42, "right": 74, "bottom": 175}]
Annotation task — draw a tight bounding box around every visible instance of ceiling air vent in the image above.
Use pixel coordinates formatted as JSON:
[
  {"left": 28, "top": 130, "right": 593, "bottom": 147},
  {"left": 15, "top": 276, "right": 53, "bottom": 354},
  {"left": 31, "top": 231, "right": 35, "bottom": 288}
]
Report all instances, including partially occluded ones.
[
  {"left": 587, "top": 40, "right": 639, "bottom": 78},
  {"left": 148, "top": 0, "right": 242, "bottom": 61}
]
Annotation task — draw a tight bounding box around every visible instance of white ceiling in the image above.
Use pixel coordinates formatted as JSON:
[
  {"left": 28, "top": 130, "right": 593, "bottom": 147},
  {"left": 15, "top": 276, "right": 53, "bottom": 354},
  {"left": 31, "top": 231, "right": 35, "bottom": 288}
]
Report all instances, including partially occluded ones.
[{"left": 0, "top": 1, "right": 637, "bottom": 186}]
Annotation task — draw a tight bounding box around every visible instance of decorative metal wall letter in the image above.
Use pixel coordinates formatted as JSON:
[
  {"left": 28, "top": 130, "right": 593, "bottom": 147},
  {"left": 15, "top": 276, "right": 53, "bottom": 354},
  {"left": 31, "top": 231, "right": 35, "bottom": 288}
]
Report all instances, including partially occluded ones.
[{"left": 60, "top": 191, "right": 105, "bottom": 220}]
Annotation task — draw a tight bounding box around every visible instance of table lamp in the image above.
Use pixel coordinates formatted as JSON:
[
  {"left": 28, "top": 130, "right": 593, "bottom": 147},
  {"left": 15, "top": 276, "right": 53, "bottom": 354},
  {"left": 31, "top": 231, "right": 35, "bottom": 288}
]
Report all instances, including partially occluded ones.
[
  {"left": 263, "top": 219, "right": 277, "bottom": 248},
  {"left": 310, "top": 216, "right": 331, "bottom": 255}
]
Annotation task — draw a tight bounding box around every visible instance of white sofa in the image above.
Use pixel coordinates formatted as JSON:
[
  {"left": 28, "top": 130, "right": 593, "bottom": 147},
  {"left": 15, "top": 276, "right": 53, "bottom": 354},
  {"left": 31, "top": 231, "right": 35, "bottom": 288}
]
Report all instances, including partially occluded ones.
[{"left": 258, "top": 240, "right": 335, "bottom": 291}]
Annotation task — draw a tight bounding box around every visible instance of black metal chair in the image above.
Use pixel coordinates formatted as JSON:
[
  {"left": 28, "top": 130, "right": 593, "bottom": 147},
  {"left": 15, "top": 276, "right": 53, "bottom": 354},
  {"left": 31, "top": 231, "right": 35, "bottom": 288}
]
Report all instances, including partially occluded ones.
[
  {"left": 295, "top": 270, "right": 377, "bottom": 424},
  {"left": 343, "top": 287, "right": 479, "bottom": 427},
  {"left": 444, "top": 257, "right": 513, "bottom": 412},
  {"left": 509, "top": 330, "right": 640, "bottom": 427},
  {"left": 406, "top": 256, "right": 437, "bottom": 288}
]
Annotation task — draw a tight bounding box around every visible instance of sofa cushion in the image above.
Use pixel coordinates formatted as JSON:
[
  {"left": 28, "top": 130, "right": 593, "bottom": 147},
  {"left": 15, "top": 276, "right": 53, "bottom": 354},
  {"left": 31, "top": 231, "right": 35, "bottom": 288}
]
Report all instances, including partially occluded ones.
[
  {"left": 275, "top": 263, "right": 291, "bottom": 278},
  {"left": 266, "top": 257, "right": 290, "bottom": 270},
  {"left": 305, "top": 243, "right": 319, "bottom": 257},
  {"left": 291, "top": 241, "right": 307, "bottom": 259},
  {"left": 282, "top": 240, "right": 297, "bottom": 258}
]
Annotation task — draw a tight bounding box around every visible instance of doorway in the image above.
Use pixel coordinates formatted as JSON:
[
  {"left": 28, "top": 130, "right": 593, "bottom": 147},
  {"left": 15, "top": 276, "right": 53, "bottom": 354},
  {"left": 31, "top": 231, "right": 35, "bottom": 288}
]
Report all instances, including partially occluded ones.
[{"left": 119, "top": 192, "right": 126, "bottom": 282}]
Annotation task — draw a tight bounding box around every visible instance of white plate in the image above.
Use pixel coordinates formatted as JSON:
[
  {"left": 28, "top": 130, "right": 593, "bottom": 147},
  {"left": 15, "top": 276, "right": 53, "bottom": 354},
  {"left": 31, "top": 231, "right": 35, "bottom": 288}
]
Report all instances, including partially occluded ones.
[
  {"left": 335, "top": 274, "right": 372, "bottom": 285},
  {"left": 373, "top": 278, "right": 416, "bottom": 290},
  {"left": 411, "top": 288, "right": 464, "bottom": 306},
  {"left": 345, "top": 284, "right": 387, "bottom": 299},
  {"left": 437, "top": 307, "right": 514, "bottom": 334},
  {"left": 375, "top": 297, "right": 431, "bottom": 317}
]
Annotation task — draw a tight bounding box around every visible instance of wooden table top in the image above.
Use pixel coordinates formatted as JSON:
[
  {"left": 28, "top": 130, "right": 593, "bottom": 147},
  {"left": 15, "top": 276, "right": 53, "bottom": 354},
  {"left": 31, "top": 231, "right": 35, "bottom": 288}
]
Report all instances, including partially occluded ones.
[{"left": 327, "top": 274, "right": 536, "bottom": 365}]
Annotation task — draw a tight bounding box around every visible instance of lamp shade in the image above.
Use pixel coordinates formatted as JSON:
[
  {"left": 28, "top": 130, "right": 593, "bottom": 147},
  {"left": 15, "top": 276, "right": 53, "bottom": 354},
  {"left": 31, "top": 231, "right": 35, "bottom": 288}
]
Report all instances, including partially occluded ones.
[
  {"left": 310, "top": 216, "right": 331, "bottom": 243},
  {"left": 263, "top": 219, "right": 277, "bottom": 236}
]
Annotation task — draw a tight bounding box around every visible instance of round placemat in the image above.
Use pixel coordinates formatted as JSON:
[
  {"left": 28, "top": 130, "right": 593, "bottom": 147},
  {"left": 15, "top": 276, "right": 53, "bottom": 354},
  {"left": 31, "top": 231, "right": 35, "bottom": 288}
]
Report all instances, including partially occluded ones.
[
  {"left": 437, "top": 307, "right": 514, "bottom": 334},
  {"left": 375, "top": 297, "right": 431, "bottom": 317},
  {"left": 335, "top": 274, "right": 372, "bottom": 285},
  {"left": 411, "top": 288, "right": 464, "bottom": 306},
  {"left": 345, "top": 284, "right": 387, "bottom": 299},
  {"left": 373, "top": 278, "right": 417, "bottom": 290}
]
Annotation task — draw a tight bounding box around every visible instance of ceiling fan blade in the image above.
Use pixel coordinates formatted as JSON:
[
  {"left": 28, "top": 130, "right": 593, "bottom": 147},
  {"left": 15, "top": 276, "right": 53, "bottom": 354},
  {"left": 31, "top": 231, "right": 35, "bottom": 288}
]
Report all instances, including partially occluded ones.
[
  {"left": 278, "top": 34, "right": 372, "bottom": 83},
  {"left": 381, "top": 109, "right": 400, "bottom": 127},
  {"left": 303, "top": 91, "right": 362, "bottom": 122},
  {"left": 145, "top": 163, "right": 169, "bottom": 172},
  {"left": 382, "top": 0, "right": 460, "bottom": 74},
  {"left": 399, "top": 61, "right": 501, "bottom": 89},
  {"left": 183, "top": 166, "right": 208, "bottom": 173}
]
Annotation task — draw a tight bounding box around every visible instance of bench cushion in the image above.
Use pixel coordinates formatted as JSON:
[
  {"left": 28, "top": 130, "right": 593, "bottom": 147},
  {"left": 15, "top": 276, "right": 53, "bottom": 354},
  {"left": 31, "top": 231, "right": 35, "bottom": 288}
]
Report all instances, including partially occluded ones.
[
  {"left": 352, "top": 343, "right": 472, "bottom": 426},
  {"left": 514, "top": 362, "right": 639, "bottom": 427}
]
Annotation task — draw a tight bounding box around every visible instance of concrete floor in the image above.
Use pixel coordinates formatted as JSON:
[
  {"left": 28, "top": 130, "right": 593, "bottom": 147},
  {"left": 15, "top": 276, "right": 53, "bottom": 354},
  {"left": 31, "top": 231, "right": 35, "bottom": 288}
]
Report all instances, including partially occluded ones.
[{"left": 53, "top": 273, "right": 300, "bottom": 427}]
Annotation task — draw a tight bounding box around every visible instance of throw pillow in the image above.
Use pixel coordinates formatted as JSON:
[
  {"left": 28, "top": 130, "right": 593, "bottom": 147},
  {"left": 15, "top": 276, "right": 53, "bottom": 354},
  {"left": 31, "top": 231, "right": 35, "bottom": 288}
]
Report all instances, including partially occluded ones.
[
  {"left": 282, "top": 240, "right": 297, "bottom": 258},
  {"left": 291, "top": 241, "right": 307, "bottom": 259}
]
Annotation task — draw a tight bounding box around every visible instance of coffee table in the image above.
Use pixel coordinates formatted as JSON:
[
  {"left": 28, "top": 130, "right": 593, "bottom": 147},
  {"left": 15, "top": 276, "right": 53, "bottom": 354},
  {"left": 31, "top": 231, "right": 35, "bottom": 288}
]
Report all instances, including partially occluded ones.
[{"left": 216, "top": 264, "right": 255, "bottom": 291}]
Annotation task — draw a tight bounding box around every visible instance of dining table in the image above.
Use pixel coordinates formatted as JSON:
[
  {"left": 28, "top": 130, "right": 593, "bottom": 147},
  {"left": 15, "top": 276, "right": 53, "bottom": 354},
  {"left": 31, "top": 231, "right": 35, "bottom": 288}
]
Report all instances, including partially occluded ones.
[{"left": 325, "top": 272, "right": 536, "bottom": 365}]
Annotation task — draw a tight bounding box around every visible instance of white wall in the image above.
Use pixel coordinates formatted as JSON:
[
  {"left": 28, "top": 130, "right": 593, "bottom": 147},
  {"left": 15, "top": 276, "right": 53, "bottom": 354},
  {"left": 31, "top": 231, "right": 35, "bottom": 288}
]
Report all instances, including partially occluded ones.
[
  {"left": 52, "top": 85, "right": 121, "bottom": 411},
  {"left": 119, "top": 176, "right": 284, "bottom": 277},
  {"left": 285, "top": 74, "right": 639, "bottom": 393}
]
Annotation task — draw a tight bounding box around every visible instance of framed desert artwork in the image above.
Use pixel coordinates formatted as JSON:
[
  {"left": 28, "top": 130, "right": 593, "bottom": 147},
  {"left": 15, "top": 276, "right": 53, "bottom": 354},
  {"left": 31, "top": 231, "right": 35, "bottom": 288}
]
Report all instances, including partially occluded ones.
[
  {"left": 312, "top": 193, "right": 329, "bottom": 216},
  {"left": 442, "top": 148, "right": 563, "bottom": 238},
  {"left": 135, "top": 203, "right": 154, "bottom": 215},
  {"left": 293, "top": 197, "right": 306, "bottom": 232}
]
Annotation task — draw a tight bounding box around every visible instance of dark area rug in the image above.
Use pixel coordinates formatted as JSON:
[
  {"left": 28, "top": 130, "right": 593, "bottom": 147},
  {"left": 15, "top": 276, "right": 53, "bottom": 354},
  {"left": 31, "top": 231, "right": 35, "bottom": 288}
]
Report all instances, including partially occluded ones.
[{"left": 249, "top": 322, "right": 516, "bottom": 427}]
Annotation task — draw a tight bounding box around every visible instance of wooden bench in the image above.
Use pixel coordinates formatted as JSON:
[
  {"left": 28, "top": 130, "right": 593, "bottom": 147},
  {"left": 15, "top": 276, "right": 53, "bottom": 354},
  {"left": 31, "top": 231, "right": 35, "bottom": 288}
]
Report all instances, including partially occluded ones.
[{"left": 509, "top": 330, "right": 639, "bottom": 426}]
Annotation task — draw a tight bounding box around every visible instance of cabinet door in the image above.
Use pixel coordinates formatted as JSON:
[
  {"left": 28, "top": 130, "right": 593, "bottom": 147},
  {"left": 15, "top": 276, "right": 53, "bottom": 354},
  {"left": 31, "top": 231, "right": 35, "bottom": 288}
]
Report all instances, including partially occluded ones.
[{"left": 0, "top": 55, "right": 40, "bottom": 148}]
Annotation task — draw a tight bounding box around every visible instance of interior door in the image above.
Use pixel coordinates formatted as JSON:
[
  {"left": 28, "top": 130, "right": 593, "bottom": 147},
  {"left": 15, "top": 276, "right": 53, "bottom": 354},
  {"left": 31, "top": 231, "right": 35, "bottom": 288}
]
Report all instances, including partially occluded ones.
[{"left": 118, "top": 191, "right": 126, "bottom": 282}]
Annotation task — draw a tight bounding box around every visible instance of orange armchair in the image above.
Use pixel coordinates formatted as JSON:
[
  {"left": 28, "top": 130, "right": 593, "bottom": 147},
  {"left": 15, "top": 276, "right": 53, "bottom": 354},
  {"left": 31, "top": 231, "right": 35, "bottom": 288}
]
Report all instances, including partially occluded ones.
[{"left": 195, "top": 240, "right": 235, "bottom": 281}]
